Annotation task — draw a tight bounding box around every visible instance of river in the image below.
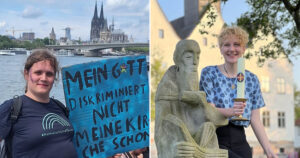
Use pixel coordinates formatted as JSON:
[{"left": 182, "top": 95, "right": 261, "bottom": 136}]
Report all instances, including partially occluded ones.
[{"left": 0, "top": 55, "right": 121, "bottom": 104}]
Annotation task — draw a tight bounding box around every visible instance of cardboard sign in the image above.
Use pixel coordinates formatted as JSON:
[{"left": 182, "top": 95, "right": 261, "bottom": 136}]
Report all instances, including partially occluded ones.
[{"left": 62, "top": 55, "right": 149, "bottom": 158}]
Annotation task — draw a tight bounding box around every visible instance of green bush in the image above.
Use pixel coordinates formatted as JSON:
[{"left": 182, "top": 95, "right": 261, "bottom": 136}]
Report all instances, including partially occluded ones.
[{"left": 125, "top": 47, "right": 149, "bottom": 53}]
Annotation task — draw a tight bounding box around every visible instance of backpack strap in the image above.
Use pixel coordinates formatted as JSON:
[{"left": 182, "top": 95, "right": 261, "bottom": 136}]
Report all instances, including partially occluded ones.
[
  {"left": 10, "top": 96, "right": 69, "bottom": 121},
  {"left": 3, "top": 96, "right": 22, "bottom": 158},
  {"left": 11, "top": 95, "right": 22, "bottom": 123},
  {"left": 52, "top": 99, "right": 69, "bottom": 118}
]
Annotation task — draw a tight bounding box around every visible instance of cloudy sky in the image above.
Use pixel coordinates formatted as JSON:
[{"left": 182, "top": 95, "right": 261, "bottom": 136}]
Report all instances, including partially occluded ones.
[{"left": 0, "top": 0, "right": 149, "bottom": 42}]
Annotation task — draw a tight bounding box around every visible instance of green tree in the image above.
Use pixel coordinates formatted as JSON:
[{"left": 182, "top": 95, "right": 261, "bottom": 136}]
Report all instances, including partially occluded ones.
[
  {"left": 125, "top": 47, "right": 149, "bottom": 53},
  {"left": 0, "top": 35, "right": 16, "bottom": 49},
  {"left": 236, "top": 0, "right": 299, "bottom": 64},
  {"left": 295, "top": 107, "right": 300, "bottom": 120},
  {"left": 32, "top": 38, "right": 45, "bottom": 48},
  {"left": 295, "top": 85, "right": 300, "bottom": 120},
  {"left": 41, "top": 37, "right": 56, "bottom": 45},
  {"left": 43, "top": 37, "right": 50, "bottom": 45},
  {"left": 150, "top": 54, "right": 166, "bottom": 120},
  {"left": 201, "top": 0, "right": 300, "bottom": 64},
  {"left": 0, "top": 35, "right": 48, "bottom": 50},
  {"left": 22, "top": 41, "right": 35, "bottom": 50}
]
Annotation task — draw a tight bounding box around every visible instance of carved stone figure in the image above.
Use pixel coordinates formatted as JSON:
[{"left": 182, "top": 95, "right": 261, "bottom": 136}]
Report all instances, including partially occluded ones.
[{"left": 155, "top": 40, "right": 229, "bottom": 158}]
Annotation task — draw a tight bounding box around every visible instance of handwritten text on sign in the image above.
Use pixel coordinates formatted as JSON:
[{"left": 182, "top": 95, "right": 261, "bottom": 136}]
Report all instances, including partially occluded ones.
[{"left": 62, "top": 56, "right": 149, "bottom": 158}]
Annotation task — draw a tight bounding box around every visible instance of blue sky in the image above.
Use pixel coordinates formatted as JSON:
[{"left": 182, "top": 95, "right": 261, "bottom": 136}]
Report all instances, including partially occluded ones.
[
  {"left": 158, "top": 0, "right": 300, "bottom": 88},
  {"left": 0, "top": 0, "right": 149, "bottom": 42},
  {"left": 157, "top": 0, "right": 249, "bottom": 23}
]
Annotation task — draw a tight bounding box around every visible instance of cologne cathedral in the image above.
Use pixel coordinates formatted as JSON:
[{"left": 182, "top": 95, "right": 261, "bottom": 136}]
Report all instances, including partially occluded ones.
[{"left": 90, "top": 2, "right": 129, "bottom": 43}]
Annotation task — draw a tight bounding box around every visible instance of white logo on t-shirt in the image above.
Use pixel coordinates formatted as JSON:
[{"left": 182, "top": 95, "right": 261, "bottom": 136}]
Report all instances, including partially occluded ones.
[{"left": 42, "top": 113, "right": 70, "bottom": 130}]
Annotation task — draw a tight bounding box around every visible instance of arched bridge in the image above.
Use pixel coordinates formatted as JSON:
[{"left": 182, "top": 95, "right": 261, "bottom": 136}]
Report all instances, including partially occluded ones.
[{"left": 45, "top": 42, "right": 149, "bottom": 51}]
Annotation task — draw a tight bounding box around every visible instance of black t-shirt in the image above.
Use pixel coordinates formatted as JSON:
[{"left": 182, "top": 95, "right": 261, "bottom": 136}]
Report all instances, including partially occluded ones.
[{"left": 0, "top": 95, "right": 77, "bottom": 158}]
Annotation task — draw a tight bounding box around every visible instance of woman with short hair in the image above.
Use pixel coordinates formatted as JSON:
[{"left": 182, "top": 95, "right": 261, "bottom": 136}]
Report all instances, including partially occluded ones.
[
  {"left": 0, "top": 49, "right": 78, "bottom": 158},
  {"left": 200, "top": 26, "right": 277, "bottom": 158}
]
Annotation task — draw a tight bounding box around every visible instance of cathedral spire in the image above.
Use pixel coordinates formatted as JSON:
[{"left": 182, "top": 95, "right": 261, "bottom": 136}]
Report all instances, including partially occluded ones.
[
  {"left": 99, "top": 1, "right": 104, "bottom": 21},
  {"left": 49, "top": 27, "right": 56, "bottom": 41},
  {"left": 111, "top": 17, "right": 115, "bottom": 31},
  {"left": 93, "top": 1, "right": 98, "bottom": 19}
]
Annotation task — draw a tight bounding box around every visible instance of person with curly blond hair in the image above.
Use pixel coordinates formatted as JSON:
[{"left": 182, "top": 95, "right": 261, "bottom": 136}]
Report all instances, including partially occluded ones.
[{"left": 200, "top": 26, "right": 277, "bottom": 158}]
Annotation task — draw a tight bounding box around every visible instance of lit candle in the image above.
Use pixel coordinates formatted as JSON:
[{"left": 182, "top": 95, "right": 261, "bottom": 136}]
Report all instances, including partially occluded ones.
[{"left": 237, "top": 57, "right": 245, "bottom": 98}]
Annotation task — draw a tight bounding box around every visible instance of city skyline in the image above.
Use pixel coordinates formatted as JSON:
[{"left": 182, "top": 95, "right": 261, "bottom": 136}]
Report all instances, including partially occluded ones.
[{"left": 0, "top": 0, "right": 149, "bottom": 42}]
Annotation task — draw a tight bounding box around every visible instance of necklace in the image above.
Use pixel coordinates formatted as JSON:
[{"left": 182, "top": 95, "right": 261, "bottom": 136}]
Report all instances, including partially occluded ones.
[{"left": 223, "top": 64, "right": 236, "bottom": 89}]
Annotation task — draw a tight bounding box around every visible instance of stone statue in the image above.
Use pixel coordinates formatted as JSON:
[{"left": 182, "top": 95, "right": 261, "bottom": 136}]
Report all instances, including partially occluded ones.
[{"left": 155, "top": 40, "right": 229, "bottom": 158}]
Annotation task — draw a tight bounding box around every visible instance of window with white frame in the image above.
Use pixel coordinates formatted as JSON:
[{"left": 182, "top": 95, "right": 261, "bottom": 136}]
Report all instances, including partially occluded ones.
[
  {"left": 262, "top": 111, "right": 270, "bottom": 127},
  {"left": 261, "top": 76, "right": 270, "bottom": 92},
  {"left": 276, "top": 78, "right": 285, "bottom": 94},
  {"left": 279, "top": 148, "right": 285, "bottom": 153},
  {"left": 203, "top": 37, "right": 207, "bottom": 46},
  {"left": 278, "top": 112, "right": 285, "bottom": 128},
  {"left": 159, "top": 29, "right": 164, "bottom": 39}
]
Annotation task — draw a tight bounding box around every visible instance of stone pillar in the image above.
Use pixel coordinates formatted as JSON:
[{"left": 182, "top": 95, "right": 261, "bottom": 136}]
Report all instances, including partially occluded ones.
[
  {"left": 184, "top": 0, "right": 199, "bottom": 26},
  {"left": 184, "top": 0, "right": 221, "bottom": 27}
]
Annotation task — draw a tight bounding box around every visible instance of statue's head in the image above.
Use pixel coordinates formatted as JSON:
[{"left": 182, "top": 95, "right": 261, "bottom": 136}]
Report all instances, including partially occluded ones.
[
  {"left": 173, "top": 40, "right": 200, "bottom": 72},
  {"left": 173, "top": 40, "right": 200, "bottom": 91}
]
